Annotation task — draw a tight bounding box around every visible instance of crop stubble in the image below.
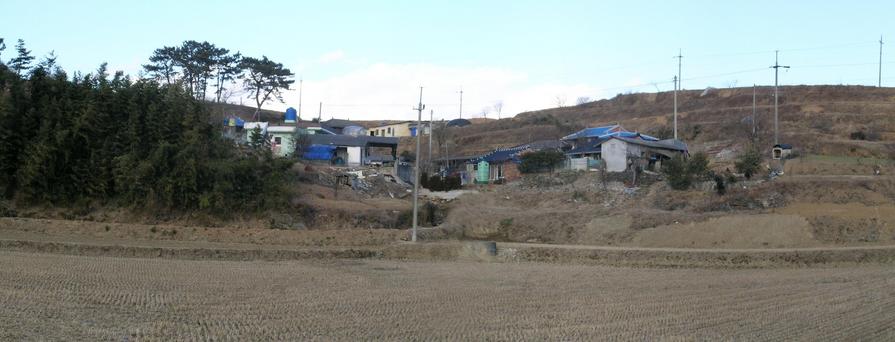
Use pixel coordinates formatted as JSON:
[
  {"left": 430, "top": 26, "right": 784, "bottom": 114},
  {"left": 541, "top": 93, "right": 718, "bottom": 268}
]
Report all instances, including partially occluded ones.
[{"left": 0, "top": 251, "right": 893, "bottom": 340}]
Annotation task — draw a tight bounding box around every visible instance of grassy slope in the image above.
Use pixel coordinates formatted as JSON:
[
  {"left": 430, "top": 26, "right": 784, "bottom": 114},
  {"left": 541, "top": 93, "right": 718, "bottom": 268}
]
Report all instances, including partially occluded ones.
[{"left": 436, "top": 85, "right": 895, "bottom": 161}]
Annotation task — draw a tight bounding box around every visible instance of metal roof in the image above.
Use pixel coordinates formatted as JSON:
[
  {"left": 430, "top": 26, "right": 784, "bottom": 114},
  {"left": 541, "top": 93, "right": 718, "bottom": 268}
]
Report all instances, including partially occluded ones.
[
  {"left": 308, "top": 134, "right": 399, "bottom": 148},
  {"left": 561, "top": 125, "right": 660, "bottom": 142},
  {"left": 613, "top": 137, "right": 688, "bottom": 151}
]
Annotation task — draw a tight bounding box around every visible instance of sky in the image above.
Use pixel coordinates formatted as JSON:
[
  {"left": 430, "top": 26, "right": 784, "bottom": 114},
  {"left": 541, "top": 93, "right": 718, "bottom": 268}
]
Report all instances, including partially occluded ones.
[{"left": 2, "top": 0, "right": 893, "bottom": 121}]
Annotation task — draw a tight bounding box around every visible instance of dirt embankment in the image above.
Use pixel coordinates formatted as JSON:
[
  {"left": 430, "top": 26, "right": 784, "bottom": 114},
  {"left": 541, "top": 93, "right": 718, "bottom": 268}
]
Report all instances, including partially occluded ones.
[
  {"left": 437, "top": 172, "right": 895, "bottom": 249},
  {"left": 0, "top": 217, "right": 405, "bottom": 247}
]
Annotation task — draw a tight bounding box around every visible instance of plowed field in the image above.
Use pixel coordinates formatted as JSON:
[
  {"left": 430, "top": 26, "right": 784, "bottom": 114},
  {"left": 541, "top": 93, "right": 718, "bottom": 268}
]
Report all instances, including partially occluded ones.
[{"left": 1, "top": 251, "right": 893, "bottom": 340}]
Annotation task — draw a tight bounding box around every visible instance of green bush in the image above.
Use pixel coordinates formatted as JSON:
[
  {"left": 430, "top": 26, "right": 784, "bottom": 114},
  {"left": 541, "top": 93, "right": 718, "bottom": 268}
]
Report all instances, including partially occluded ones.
[
  {"left": 734, "top": 148, "right": 762, "bottom": 179},
  {"left": 662, "top": 152, "right": 710, "bottom": 190},
  {"left": 713, "top": 174, "right": 726, "bottom": 195},
  {"left": 0, "top": 61, "right": 291, "bottom": 214},
  {"left": 420, "top": 172, "right": 462, "bottom": 191},
  {"left": 519, "top": 150, "right": 566, "bottom": 174}
]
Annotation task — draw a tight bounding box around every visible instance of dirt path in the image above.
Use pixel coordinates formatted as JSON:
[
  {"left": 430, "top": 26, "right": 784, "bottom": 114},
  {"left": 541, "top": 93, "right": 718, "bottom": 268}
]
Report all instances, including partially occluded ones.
[{"left": 1, "top": 251, "right": 893, "bottom": 340}]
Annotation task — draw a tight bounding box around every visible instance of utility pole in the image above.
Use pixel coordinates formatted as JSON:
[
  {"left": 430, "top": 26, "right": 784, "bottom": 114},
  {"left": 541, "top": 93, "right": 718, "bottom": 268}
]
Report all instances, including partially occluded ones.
[
  {"left": 298, "top": 78, "right": 303, "bottom": 120},
  {"left": 458, "top": 88, "right": 464, "bottom": 119},
  {"left": 674, "top": 49, "right": 683, "bottom": 90},
  {"left": 428, "top": 109, "right": 433, "bottom": 173},
  {"left": 770, "top": 50, "right": 790, "bottom": 145},
  {"left": 318, "top": 102, "right": 322, "bottom": 122},
  {"left": 411, "top": 87, "right": 425, "bottom": 243},
  {"left": 880, "top": 35, "right": 884, "bottom": 87},
  {"left": 673, "top": 75, "right": 678, "bottom": 140},
  {"left": 752, "top": 84, "right": 757, "bottom": 137}
]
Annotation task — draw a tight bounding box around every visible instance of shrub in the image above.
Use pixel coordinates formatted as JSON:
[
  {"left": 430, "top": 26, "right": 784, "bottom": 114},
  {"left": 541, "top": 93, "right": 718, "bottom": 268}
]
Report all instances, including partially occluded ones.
[
  {"left": 519, "top": 150, "right": 566, "bottom": 174},
  {"left": 420, "top": 172, "right": 462, "bottom": 191},
  {"left": 850, "top": 129, "right": 881, "bottom": 141},
  {"left": 713, "top": 174, "right": 726, "bottom": 195},
  {"left": 499, "top": 218, "right": 513, "bottom": 229},
  {"left": 662, "top": 152, "right": 710, "bottom": 190},
  {"left": 734, "top": 148, "right": 762, "bottom": 179}
]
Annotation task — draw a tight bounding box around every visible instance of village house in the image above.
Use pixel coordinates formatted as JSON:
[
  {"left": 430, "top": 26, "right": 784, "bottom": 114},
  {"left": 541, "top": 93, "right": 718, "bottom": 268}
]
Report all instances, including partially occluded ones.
[
  {"left": 563, "top": 124, "right": 687, "bottom": 172},
  {"left": 304, "top": 134, "right": 399, "bottom": 166},
  {"left": 465, "top": 140, "right": 565, "bottom": 184},
  {"left": 368, "top": 121, "right": 431, "bottom": 137}
]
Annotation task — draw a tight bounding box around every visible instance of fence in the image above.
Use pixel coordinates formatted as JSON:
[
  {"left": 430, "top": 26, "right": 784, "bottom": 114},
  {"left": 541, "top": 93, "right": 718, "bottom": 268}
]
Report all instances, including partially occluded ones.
[{"left": 565, "top": 157, "right": 602, "bottom": 171}]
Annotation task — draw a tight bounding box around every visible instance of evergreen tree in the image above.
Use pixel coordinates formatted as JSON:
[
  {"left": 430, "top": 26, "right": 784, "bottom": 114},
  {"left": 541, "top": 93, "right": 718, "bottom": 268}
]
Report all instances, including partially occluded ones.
[
  {"left": 213, "top": 51, "right": 242, "bottom": 103},
  {"left": 241, "top": 56, "right": 294, "bottom": 119},
  {"left": 7, "top": 39, "right": 34, "bottom": 76},
  {"left": 0, "top": 37, "right": 6, "bottom": 65},
  {"left": 142, "top": 46, "right": 179, "bottom": 84}
]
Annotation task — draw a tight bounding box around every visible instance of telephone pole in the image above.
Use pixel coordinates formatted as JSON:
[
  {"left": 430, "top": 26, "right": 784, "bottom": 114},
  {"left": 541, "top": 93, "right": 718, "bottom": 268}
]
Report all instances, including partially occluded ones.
[
  {"left": 770, "top": 50, "right": 790, "bottom": 145},
  {"left": 752, "top": 84, "right": 757, "bottom": 137},
  {"left": 673, "top": 75, "right": 678, "bottom": 140},
  {"left": 298, "top": 78, "right": 303, "bottom": 120},
  {"left": 879, "top": 35, "right": 884, "bottom": 87},
  {"left": 674, "top": 49, "right": 683, "bottom": 90},
  {"left": 411, "top": 87, "right": 425, "bottom": 242},
  {"left": 428, "top": 109, "right": 433, "bottom": 173},
  {"left": 458, "top": 88, "right": 464, "bottom": 119},
  {"left": 317, "top": 102, "right": 322, "bottom": 122}
]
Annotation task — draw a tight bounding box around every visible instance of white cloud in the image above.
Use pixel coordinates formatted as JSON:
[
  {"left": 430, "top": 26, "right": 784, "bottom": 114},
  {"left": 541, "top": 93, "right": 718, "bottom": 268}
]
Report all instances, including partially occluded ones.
[
  {"left": 269, "top": 63, "right": 606, "bottom": 121},
  {"left": 317, "top": 50, "right": 345, "bottom": 64}
]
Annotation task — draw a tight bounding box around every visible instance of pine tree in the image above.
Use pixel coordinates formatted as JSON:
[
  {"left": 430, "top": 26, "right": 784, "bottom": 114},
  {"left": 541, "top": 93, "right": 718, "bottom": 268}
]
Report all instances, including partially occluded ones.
[
  {"left": 241, "top": 56, "right": 294, "bottom": 119},
  {"left": 8, "top": 39, "right": 34, "bottom": 76}
]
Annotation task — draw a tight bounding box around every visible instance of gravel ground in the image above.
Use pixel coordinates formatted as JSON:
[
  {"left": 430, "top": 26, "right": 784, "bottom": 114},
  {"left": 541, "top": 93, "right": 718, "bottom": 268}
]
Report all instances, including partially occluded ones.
[{"left": 1, "top": 251, "right": 893, "bottom": 340}]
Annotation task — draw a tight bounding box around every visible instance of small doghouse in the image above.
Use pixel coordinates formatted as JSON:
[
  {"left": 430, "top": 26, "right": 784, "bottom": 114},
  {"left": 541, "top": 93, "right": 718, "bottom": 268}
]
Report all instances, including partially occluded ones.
[{"left": 772, "top": 144, "right": 792, "bottom": 160}]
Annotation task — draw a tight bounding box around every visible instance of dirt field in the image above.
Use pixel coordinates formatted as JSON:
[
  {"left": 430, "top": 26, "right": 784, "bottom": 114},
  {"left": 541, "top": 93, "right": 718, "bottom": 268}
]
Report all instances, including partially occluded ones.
[{"left": 0, "top": 251, "right": 892, "bottom": 340}]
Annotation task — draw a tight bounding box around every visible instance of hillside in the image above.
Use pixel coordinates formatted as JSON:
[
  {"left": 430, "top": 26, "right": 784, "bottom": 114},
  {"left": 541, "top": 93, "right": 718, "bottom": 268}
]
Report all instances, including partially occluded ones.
[{"left": 433, "top": 85, "right": 895, "bottom": 163}]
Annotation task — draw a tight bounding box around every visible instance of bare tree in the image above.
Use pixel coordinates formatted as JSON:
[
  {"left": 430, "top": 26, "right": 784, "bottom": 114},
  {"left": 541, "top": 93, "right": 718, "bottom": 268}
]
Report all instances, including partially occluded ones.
[
  {"left": 576, "top": 96, "right": 591, "bottom": 105},
  {"left": 626, "top": 150, "right": 645, "bottom": 186},
  {"left": 554, "top": 95, "right": 567, "bottom": 108},
  {"left": 493, "top": 100, "right": 504, "bottom": 119},
  {"left": 481, "top": 106, "right": 491, "bottom": 118}
]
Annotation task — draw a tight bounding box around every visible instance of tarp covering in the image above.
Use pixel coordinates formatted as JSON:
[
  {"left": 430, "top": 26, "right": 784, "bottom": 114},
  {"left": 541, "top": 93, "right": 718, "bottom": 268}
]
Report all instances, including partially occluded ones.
[{"left": 303, "top": 144, "right": 336, "bottom": 160}]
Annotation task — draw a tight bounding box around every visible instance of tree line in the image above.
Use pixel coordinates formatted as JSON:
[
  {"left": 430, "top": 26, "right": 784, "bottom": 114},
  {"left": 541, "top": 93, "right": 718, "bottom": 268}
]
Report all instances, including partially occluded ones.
[
  {"left": 0, "top": 37, "right": 292, "bottom": 214},
  {"left": 142, "top": 40, "right": 294, "bottom": 118}
]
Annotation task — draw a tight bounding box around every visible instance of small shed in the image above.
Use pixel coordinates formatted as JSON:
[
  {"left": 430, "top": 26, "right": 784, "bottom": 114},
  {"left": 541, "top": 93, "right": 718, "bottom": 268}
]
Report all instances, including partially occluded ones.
[{"left": 772, "top": 144, "right": 792, "bottom": 160}]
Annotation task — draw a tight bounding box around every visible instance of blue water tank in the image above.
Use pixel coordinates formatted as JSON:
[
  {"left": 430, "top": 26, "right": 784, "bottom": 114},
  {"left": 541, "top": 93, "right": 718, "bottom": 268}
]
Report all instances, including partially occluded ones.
[{"left": 285, "top": 107, "right": 298, "bottom": 123}]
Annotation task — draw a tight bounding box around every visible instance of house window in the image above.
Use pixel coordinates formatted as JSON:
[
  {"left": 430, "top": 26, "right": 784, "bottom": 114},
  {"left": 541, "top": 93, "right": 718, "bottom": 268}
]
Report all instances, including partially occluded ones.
[
  {"left": 370, "top": 131, "right": 375, "bottom": 136},
  {"left": 274, "top": 137, "right": 282, "bottom": 145},
  {"left": 387, "top": 127, "right": 392, "bottom": 135}
]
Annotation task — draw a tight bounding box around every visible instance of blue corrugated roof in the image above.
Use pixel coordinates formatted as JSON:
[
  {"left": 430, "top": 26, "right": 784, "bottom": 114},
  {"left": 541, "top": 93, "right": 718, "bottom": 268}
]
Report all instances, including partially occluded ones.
[
  {"left": 562, "top": 125, "right": 620, "bottom": 140},
  {"left": 469, "top": 145, "right": 529, "bottom": 164},
  {"left": 562, "top": 124, "right": 660, "bottom": 142}
]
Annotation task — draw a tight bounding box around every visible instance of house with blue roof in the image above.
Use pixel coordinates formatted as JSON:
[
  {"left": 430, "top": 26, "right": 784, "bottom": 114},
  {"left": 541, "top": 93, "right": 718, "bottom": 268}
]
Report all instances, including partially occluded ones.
[
  {"left": 563, "top": 124, "right": 687, "bottom": 172},
  {"left": 463, "top": 140, "right": 566, "bottom": 184}
]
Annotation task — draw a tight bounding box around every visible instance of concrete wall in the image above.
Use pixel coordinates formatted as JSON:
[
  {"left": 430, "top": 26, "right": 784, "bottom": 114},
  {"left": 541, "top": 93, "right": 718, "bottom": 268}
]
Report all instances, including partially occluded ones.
[
  {"left": 369, "top": 122, "right": 431, "bottom": 137},
  {"left": 369, "top": 123, "right": 413, "bottom": 137},
  {"left": 270, "top": 132, "right": 294, "bottom": 157},
  {"left": 347, "top": 146, "right": 363, "bottom": 165},
  {"left": 602, "top": 139, "right": 629, "bottom": 172},
  {"left": 487, "top": 162, "right": 521, "bottom": 182}
]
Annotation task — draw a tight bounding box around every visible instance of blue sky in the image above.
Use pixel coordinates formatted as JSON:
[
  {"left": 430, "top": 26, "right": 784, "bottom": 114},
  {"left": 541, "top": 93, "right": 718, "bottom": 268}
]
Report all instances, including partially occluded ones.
[{"left": 2, "top": 0, "right": 892, "bottom": 120}]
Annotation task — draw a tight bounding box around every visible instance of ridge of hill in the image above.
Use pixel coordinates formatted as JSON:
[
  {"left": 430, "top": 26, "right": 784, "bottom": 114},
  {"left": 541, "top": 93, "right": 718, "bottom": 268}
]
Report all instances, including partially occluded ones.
[{"left": 436, "top": 85, "right": 895, "bottom": 162}]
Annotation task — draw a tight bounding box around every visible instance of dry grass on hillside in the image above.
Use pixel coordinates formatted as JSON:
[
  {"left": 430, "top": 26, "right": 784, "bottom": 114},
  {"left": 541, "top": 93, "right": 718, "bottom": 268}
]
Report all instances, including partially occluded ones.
[{"left": 433, "top": 85, "right": 895, "bottom": 159}]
